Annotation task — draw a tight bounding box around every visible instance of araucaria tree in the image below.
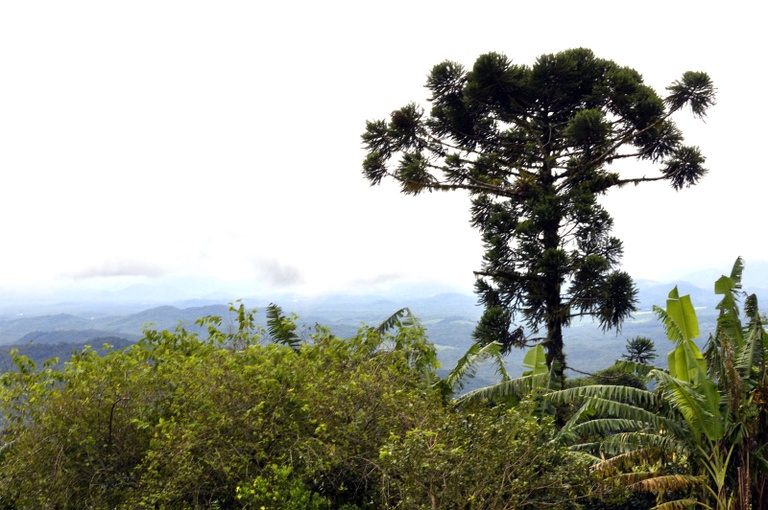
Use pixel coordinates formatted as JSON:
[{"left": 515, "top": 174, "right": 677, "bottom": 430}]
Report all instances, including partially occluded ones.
[{"left": 361, "top": 48, "right": 714, "bottom": 381}]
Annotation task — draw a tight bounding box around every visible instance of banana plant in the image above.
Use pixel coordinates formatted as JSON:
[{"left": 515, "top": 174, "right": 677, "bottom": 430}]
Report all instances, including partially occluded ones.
[
  {"left": 703, "top": 258, "right": 768, "bottom": 509},
  {"left": 549, "top": 259, "right": 768, "bottom": 510},
  {"left": 651, "top": 286, "right": 723, "bottom": 442}
]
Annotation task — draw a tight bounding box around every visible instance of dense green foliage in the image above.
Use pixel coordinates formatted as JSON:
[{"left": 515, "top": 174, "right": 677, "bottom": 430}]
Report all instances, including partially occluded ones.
[
  {"left": 362, "top": 48, "right": 715, "bottom": 381},
  {"left": 0, "top": 304, "right": 599, "bottom": 509},
  {"left": 378, "top": 402, "right": 596, "bottom": 509}
]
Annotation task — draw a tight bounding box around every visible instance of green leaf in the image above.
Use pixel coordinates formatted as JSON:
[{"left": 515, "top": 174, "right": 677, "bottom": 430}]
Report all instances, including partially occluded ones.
[
  {"left": 521, "top": 345, "right": 547, "bottom": 376},
  {"left": 668, "top": 339, "right": 706, "bottom": 383},
  {"left": 714, "top": 275, "right": 736, "bottom": 295},
  {"left": 454, "top": 373, "right": 548, "bottom": 404},
  {"left": 446, "top": 341, "right": 506, "bottom": 390},
  {"left": 376, "top": 307, "right": 421, "bottom": 335},
  {"left": 665, "top": 291, "right": 699, "bottom": 341}
]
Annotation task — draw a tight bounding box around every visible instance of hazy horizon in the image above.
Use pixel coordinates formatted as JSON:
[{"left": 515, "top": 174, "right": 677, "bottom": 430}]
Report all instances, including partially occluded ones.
[
  {"left": 2, "top": 2, "right": 764, "bottom": 308},
  {"left": 3, "top": 258, "right": 767, "bottom": 313}
]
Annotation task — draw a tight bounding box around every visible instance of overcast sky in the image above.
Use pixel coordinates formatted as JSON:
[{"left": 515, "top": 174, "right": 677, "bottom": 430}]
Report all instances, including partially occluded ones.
[{"left": 0, "top": 1, "right": 764, "bottom": 301}]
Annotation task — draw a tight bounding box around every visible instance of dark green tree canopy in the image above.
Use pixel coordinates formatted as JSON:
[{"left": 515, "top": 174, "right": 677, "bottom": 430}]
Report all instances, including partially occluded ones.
[{"left": 362, "top": 48, "right": 714, "bottom": 378}]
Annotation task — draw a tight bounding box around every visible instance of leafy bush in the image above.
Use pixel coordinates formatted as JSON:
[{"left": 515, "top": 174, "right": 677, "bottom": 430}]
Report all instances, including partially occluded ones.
[
  {"left": 0, "top": 305, "right": 439, "bottom": 509},
  {"left": 0, "top": 304, "right": 607, "bottom": 509},
  {"left": 379, "top": 401, "right": 598, "bottom": 509}
]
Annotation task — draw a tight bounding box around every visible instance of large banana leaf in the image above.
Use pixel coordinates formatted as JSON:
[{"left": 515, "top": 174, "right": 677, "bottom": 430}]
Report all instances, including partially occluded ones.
[
  {"left": 630, "top": 473, "right": 704, "bottom": 493},
  {"left": 446, "top": 341, "right": 509, "bottom": 390},
  {"left": 656, "top": 287, "right": 709, "bottom": 384},
  {"left": 667, "top": 339, "right": 707, "bottom": 384},
  {"left": 563, "top": 396, "right": 680, "bottom": 437},
  {"left": 736, "top": 312, "right": 766, "bottom": 387},
  {"left": 376, "top": 307, "right": 421, "bottom": 335},
  {"left": 713, "top": 260, "right": 744, "bottom": 348},
  {"left": 659, "top": 287, "right": 699, "bottom": 342},
  {"left": 652, "top": 499, "right": 702, "bottom": 510},
  {"left": 521, "top": 344, "right": 547, "bottom": 376},
  {"left": 547, "top": 384, "right": 657, "bottom": 408},
  {"left": 652, "top": 369, "right": 723, "bottom": 442},
  {"left": 600, "top": 432, "right": 688, "bottom": 457},
  {"left": 454, "top": 372, "right": 549, "bottom": 404}
]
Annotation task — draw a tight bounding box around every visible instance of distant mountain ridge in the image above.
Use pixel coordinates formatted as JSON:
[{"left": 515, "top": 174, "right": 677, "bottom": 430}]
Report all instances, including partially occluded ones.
[
  {"left": 0, "top": 305, "right": 231, "bottom": 345},
  {"left": 0, "top": 276, "right": 759, "bottom": 347},
  {"left": 16, "top": 329, "right": 142, "bottom": 345},
  {"left": 1, "top": 272, "right": 764, "bottom": 389}
]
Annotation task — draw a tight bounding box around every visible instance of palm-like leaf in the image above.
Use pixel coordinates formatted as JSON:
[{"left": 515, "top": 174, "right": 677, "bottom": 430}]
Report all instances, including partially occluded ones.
[{"left": 266, "top": 303, "right": 301, "bottom": 351}]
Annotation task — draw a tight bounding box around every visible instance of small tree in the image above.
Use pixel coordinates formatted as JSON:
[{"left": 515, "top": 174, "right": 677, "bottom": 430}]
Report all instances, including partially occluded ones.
[
  {"left": 362, "top": 48, "right": 715, "bottom": 382},
  {"left": 622, "top": 336, "right": 657, "bottom": 364}
]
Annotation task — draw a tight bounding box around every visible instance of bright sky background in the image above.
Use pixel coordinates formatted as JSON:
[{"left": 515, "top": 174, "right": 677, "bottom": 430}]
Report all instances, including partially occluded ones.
[{"left": 0, "top": 1, "right": 764, "bottom": 301}]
